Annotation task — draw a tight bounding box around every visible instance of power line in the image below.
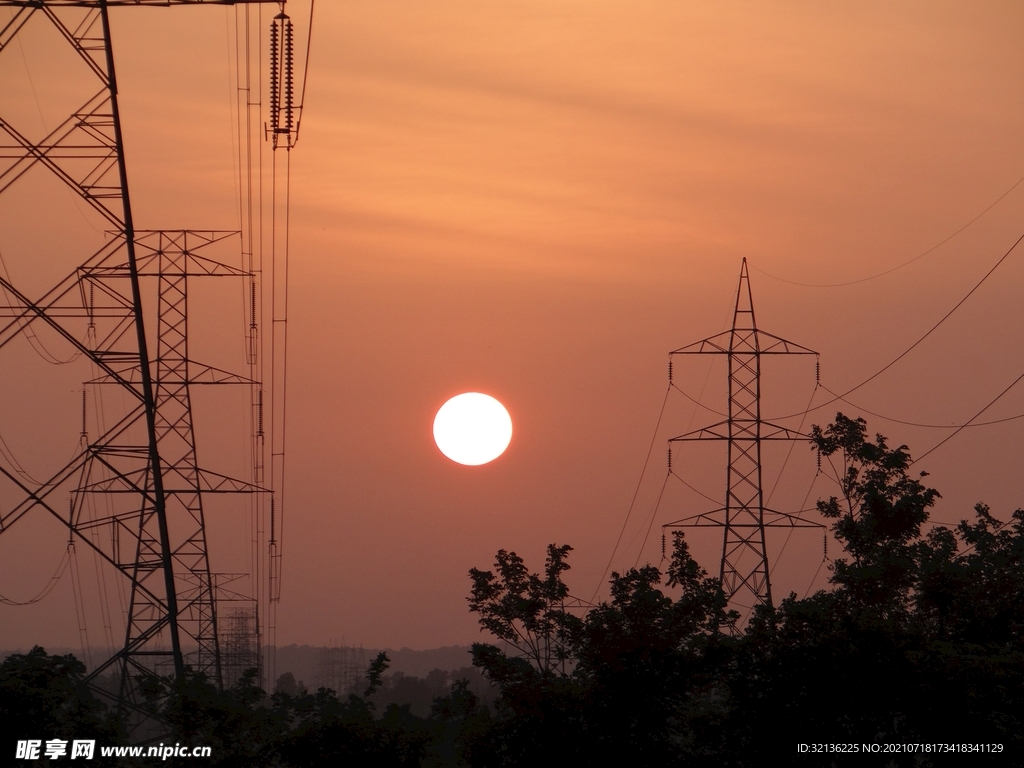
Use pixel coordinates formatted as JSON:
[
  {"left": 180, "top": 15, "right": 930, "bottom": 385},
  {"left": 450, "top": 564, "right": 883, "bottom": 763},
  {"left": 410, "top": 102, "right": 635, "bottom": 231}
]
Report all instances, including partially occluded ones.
[
  {"left": 913, "top": 368, "right": 1024, "bottom": 465},
  {"left": 0, "top": 550, "right": 69, "bottom": 607},
  {"left": 774, "top": 228, "right": 1024, "bottom": 419},
  {"left": 670, "top": 381, "right": 726, "bottom": 417},
  {"left": 820, "top": 384, "right": 1024, "bottom": 429},
  {"left": 292, "top": 0, "right": 315, "bottom": 146},
  {"left": 685, "top": 230, "right": 1024, "bottom": 457},
  {"left": 633, "top": 472, "right": 671, "bottom": 569},
  {"left": 668, "top": 470, "right": 721, "bottom": 506},
  {"left": 765, "top": 384, "right": 820, "bottom": 579},
  {"left": 751, "top": 171, "right": 1024, "bottom": 288},
  {"left": 588, "top": 385, "right": 671, "bottom": 605}
]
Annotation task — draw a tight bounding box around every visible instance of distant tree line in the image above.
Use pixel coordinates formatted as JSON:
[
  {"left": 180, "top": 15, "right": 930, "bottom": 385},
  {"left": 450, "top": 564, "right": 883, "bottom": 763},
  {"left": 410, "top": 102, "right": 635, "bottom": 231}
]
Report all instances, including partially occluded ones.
[
  {"left": 4, "top": 415, "right": 1023, "bottom": 766},
  {"left": 274, "top": 664, "right": 496, "bottom": 718}
]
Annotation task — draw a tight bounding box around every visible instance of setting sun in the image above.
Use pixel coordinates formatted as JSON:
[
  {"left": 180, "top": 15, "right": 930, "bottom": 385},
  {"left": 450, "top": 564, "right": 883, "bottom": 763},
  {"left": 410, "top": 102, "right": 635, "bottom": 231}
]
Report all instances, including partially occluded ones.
[{"left": 432, "top": 393, "right": 513, "bottom": 466}]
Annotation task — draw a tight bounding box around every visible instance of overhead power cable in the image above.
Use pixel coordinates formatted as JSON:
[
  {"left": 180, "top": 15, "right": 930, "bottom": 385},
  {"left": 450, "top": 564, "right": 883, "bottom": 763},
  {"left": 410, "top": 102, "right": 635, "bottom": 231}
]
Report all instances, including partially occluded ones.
[
  {"left": 682, "top": 230, "right": 1024, "bottom": 429},
  {"left": 773, "top": 229, "right": 1024, "bottom": 420},
  {"left": 668, "top": 470, "right": 721, "bottom": 505},
  {"left": 752, "top": 171, "right": 1024, "bottom": 287},
  {"left": 818, "top": 384, "right": 1024, "bottom": 430},
  {"left": 292, "top": 0, "right": 315, "bottom": 146},
  {"left": 913, "top": 368, "right": 1024, "bottom": 465},
  {"left": 0, "top": 247, "right": 80, "bottom": 365},
  {"left": 670, "top": 381, "right": 726, "bottom": 417},
  {"left": 0, "top": 550, "right": 70, "bottom": 606},
  {"left": 589, "top": 384, "right": 671, "bottom": 605},
  {"left": 633, "top": 472, "right": 671, "bottom": 569},
  {"left": 764, "top": 383, "right": 821, "bottom": 577}
]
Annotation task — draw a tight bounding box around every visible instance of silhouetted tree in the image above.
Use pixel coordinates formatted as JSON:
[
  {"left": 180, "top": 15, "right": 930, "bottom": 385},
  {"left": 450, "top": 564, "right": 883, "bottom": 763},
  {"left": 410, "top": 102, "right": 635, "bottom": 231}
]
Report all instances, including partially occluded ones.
[
  {"left": 571, "top": 535, "right": 736, "bottom": 765},
  {"left": 140, "top": 668, "right": 286, "bottom": 767},
  {"left": 465, "top": 536, "right": 735, "bottom": 766},
  {"left": 427, "top": 678, "right": 492, "bottom": 767},
  {"left": 468, "top": 544, "right": 583, "bottom": 678},
  {"left": 371, "top": 669, "right": 457, "bottom": 718},
  {"left": 812, "top": 412, "right": 939, "bottom": 618},
  {"left": 274, "top": 671, "right": 306, "bottom": 698},
  {"left": 1, "top": 646, "right": 118, "bottom": 744},
  {"left": 277, "top": 653, "right": 434, "bottom": 768}
]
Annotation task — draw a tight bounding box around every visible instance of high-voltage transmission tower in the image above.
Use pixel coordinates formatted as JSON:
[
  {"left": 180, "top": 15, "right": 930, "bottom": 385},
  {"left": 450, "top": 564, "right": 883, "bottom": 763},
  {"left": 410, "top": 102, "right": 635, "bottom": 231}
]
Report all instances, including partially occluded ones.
[
  {"left": 0, "top": 0, "right": 302, "bottom": 727},
  {"left": 663, "top": 259, "right": 820, "bottom": 612}
]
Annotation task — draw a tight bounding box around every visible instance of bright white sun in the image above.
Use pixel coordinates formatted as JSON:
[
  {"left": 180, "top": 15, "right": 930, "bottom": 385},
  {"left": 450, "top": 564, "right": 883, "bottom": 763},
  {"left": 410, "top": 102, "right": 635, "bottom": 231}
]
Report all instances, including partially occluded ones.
[{"left": 433, "top": 393, "right": 513, "bottom": 466}]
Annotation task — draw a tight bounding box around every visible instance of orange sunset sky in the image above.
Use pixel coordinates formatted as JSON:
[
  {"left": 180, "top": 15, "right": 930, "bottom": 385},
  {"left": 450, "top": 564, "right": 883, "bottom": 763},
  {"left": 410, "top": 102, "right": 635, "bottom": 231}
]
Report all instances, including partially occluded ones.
[{"left": 2, "top": 0, "right": 1024, "bottom": 652}]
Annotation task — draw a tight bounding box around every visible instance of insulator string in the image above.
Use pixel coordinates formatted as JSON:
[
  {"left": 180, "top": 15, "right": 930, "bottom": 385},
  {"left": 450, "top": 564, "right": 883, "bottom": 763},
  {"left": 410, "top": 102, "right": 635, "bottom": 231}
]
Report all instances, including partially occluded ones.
[
  {"left": 269, "top": 495, "right": 275, "bottom": 544},
  {"left": 284, "top": 17, "right": 294, "bottom": 136},
  {"left": 269, "top": 19, "right": 279, "bottom": 133}
]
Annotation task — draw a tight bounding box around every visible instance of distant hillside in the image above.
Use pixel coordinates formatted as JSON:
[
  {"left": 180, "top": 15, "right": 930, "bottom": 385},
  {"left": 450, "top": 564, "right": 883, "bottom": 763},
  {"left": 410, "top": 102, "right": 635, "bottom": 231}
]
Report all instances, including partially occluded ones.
[
  {"left": 2, "top": 644, "right": 477, "bottom": 684},
  {"left": 272, "top": 644, "right": 475, "bottom": 689}
]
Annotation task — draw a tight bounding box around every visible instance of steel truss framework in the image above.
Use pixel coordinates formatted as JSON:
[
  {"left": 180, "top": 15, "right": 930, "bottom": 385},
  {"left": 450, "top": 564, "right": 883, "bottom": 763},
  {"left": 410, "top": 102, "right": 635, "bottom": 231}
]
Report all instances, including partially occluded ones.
[
  {"left": 0, "top": 0, "right": 277, "bottom": 722},
  {"left": 664, "top": 259, "right": 820, "bottom": 612}
]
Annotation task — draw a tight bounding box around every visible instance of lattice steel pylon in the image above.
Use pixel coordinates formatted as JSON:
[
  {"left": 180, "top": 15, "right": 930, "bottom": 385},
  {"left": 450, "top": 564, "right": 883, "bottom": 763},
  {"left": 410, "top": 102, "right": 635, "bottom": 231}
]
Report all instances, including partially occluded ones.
[
  {"left": 72, "top": 231, "right": 263, "bottom": 698},
  {"left": 0, "top": 0, "right": 283, "bottom": 728},
  {"left": 663, "top": 259, "right": 819, "bottom": 613}
]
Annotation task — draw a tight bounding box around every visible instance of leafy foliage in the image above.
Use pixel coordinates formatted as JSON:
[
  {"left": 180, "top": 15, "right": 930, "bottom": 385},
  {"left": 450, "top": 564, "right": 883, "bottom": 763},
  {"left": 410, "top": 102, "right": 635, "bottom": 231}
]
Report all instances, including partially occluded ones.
[
  {"left": 1, "top": 646, "right": 118, "bottom": 742},
  {"left": 468, "top": 544, "right": 583, "bottom": 677},
  {"left": 136, "top": 652, "right": 438, "bottom": 768},
  {"left": 364, "top": 651, "right": 390, "bottom": 697},
  {"left": 464, "top": 535, "right": 737, "bottom": 766},
  {"left": 142, "top": 667, "right": 284, "bottom": 767},
  {"left": 812, "top": 413, "right": 940, "bottom": 615}
]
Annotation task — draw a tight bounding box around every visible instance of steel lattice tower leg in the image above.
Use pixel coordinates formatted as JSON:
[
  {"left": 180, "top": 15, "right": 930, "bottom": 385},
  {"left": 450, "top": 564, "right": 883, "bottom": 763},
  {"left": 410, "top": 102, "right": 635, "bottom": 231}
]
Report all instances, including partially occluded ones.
[
  {"left": 664, "top": 259, "right": 820, "bottom": 613},
  {"left": 72, "top": 231, "right": 261, "bottom": 708}
]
